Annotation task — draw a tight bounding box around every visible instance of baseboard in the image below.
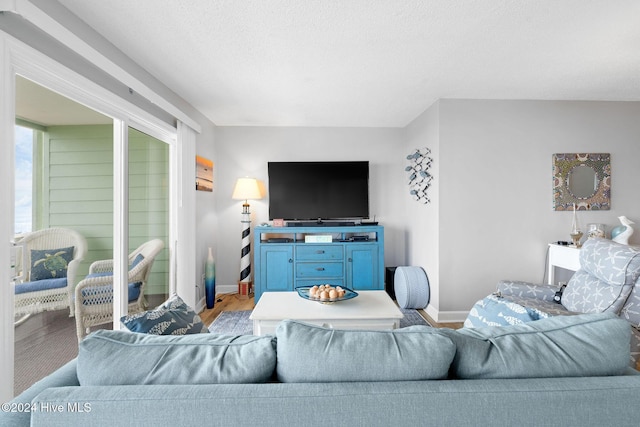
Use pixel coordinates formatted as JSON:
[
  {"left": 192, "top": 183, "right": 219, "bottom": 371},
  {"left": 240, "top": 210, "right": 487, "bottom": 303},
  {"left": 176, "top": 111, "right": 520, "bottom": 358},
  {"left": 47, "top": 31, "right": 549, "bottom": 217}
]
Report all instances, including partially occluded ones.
[
  {"left": 425, "top": 304, "right": 468, "bottom": 324},
  {"left": 215, "top": 284, "right": 237, "bottom": 294},
  {"left": 196, "top": 284, "right": 240, "bottom": 313},
  {"left": 195, "top": 297, "right": 205, "bottom": 313}
]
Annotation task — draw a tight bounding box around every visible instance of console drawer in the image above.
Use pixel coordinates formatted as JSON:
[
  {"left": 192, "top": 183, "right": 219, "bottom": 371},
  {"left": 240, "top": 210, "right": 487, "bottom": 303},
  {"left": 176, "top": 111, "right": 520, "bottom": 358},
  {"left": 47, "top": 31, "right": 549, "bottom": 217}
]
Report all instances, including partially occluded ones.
[
  {"left": 296, "top": 262, "right": 344, "bottom": 278},
  {"left": 296, "top": 245, "right": 343, "bottom": 261}
]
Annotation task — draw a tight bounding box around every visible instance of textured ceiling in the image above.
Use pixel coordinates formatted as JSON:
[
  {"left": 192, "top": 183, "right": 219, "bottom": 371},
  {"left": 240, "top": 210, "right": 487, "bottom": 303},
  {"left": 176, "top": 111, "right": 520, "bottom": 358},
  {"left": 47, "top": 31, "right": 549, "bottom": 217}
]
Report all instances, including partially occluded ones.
[{"left": 56, "top": 0, "right": 640, "bottom": 128}]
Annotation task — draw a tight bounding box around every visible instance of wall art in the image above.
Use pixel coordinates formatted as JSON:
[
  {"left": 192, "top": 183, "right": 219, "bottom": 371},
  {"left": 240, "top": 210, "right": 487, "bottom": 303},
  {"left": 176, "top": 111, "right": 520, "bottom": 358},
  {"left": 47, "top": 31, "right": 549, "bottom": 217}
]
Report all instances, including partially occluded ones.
[
  {"left": 405, "top": 147, "right": 433, "bottom": 204},
  {"left": 552, "top": 153, "right": 610, "bottom": 211},
  {"left": 196, "top": 155, "right": 213, "bottom": 192}
]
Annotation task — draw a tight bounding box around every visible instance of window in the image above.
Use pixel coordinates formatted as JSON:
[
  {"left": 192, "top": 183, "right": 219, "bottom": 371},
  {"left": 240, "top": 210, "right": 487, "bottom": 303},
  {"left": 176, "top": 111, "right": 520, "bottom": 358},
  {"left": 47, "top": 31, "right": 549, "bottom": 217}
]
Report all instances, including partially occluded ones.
[{"left": 14, "top": 125, "right": 34, "bottom": 234}]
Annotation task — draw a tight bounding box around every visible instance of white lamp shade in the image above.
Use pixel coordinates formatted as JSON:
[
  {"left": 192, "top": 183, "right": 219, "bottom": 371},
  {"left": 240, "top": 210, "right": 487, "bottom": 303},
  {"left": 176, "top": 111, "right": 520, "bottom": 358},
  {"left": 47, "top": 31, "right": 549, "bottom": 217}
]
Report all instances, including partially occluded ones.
[{"left": 232, "top": 178, "right": 262, "bottom": 200}]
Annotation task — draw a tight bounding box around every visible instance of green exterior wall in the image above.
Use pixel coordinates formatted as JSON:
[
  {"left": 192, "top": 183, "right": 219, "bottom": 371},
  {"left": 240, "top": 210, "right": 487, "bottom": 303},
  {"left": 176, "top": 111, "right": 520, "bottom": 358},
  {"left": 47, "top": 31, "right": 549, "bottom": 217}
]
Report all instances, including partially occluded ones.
[{"left": 38, "top": 125, "right": 169, "bottom": 295}]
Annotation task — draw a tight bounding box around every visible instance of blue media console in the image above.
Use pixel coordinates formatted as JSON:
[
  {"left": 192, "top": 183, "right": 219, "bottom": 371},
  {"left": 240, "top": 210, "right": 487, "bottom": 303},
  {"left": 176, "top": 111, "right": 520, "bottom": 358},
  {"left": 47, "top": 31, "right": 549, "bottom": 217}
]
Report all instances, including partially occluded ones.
[{"left": 253, "top": 225, "right": 385, "bottom": 303}]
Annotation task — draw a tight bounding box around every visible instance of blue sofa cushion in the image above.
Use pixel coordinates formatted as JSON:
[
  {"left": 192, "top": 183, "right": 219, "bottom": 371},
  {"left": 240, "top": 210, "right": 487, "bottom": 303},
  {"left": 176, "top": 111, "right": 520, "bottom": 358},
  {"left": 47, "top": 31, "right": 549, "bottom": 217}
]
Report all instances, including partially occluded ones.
[
  {"left": 442, "top": 312, "right": 631, "bottom": 379},
  {"left": 77, "top": 329, "right": 276, "bottom": 385},
  {"left": 275, "top": 320, "right": 455, "bottom": 383},
  {"left": 14, "top": 277, "right": 67, "bottom": 294},
  {"left": 121, "top": 295, "right": 208, "bottom": 335},
  {"left": 30, "top": 246, "right": 74, "bottom": 281}
]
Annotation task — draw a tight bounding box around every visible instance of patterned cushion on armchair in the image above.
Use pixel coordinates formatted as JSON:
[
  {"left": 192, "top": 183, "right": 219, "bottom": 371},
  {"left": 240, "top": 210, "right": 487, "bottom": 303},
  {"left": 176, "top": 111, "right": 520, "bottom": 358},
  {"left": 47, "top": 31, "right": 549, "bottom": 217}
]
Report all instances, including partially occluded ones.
[{"left": 561, "top": 239, "right": 640, "bottom": 314}]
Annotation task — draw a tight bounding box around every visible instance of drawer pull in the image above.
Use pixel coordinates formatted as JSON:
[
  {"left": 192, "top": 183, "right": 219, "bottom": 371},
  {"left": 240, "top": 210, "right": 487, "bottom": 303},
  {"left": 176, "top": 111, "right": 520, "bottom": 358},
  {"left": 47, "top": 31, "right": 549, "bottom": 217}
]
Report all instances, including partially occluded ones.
[
  {"left": 315, "top": 250, "right": 325, "bottom": 254},
  {"left": 315, "top": 267, "right": 325, "bottom": 271},
  {"left": 289, "top": 259, "right": 293, "bottom": 263}
]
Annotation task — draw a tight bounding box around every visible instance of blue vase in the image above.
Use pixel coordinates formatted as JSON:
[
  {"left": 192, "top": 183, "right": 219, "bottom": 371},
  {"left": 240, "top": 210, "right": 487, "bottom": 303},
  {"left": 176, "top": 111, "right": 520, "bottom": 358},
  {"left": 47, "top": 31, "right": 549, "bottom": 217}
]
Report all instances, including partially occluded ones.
[{"left": 205, "top": 247, "right": 216, "bottom": 309}]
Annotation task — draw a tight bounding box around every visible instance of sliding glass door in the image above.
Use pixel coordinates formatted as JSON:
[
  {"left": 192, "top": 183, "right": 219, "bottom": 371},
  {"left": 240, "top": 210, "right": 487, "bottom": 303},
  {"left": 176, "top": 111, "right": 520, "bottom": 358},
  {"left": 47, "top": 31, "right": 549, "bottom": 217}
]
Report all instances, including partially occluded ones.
[
  {"left": 128, "top": 127, "right": 170, "bottom": 305},
  {"left": 13, "top": 76, "right": 115, "bottom": 395},
  {"left": 1, "top": 25, "right": 181, "bottom": 403},
  {"left": 11, "top": 77, "right": 171, "bottom": 396}
]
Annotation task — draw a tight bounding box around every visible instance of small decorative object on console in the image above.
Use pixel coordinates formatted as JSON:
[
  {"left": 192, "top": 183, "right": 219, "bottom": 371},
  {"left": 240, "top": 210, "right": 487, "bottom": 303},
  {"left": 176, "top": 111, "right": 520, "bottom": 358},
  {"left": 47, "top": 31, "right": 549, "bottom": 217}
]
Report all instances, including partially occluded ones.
[
  {"left": 611, "top": 215, "right": 634, "bottom": 245},
  {"left": 569, "top": 203, "right": 583, "bottom": 247},
  {"left": 587, "top": 223, "right": 606, "bottom": 239}
]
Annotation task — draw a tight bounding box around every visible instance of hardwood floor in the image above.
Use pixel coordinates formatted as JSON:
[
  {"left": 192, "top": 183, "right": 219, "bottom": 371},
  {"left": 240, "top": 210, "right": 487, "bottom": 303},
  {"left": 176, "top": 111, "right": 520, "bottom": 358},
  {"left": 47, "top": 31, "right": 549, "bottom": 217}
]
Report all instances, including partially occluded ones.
[
  {"left": 198, "top": 292, "right": 254, "bottom": 325},
  {"left": 200, "top": 292, "right": 463, "bottom": 329}
]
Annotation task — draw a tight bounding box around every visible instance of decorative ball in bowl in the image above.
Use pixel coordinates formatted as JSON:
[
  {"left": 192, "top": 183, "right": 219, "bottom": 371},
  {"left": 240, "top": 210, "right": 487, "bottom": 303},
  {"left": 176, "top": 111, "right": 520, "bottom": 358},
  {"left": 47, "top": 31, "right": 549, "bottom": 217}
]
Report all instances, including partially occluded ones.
[{"left": 296, "top": 285, "right": 358, "bottom": 304}]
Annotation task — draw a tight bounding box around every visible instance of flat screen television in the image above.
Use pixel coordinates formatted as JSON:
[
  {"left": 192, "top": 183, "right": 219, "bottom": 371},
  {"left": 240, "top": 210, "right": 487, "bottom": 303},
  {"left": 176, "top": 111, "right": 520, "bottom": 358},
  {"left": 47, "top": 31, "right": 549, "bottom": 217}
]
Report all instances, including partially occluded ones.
[{"left": 268, "top": 161, "right": 369, "bottom": 222}]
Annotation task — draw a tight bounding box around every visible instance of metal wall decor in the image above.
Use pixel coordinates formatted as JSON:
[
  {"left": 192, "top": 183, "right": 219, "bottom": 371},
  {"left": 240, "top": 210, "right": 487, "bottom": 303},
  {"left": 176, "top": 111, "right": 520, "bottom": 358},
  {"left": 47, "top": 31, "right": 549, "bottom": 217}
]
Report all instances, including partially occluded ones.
[
  {"left": 406, "top": 147, "right": 433, "bottom": 204},
  {"left": 552, "top": 153, "right": 610, "bottom": 211}
]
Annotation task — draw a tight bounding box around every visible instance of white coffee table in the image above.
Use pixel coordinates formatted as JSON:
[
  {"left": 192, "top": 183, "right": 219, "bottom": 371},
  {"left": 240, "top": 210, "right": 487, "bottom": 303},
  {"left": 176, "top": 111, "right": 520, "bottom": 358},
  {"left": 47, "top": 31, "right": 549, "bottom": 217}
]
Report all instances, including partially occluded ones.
[{"left": 249, "top": 290, "right": 403, "bottom": 336}]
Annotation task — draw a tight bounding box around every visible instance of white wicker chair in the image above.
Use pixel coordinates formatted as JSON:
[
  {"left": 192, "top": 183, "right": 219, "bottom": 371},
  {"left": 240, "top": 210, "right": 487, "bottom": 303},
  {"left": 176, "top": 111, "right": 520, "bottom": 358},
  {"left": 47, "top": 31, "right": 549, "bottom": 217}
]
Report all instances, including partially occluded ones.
[
  {"left": 74, "top": 239, "right": 165, "bottom": 341},
  {"left": 14, "top": 228, "right": 88, "bottom": 321}
]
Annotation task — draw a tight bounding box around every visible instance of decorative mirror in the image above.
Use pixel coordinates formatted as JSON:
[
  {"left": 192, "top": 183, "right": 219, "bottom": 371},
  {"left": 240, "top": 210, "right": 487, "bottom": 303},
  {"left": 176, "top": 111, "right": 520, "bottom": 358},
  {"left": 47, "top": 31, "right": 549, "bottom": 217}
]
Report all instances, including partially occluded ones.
[{"left": 553, "top": 153, "right": 610, "bottom": 211}]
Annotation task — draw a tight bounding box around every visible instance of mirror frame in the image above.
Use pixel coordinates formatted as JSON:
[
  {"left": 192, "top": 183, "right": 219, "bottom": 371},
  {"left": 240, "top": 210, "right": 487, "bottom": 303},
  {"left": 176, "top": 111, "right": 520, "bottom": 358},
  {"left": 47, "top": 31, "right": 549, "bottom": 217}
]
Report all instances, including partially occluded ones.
[{"left": 553, "top": 153, "right": 610, "bottom": 211}]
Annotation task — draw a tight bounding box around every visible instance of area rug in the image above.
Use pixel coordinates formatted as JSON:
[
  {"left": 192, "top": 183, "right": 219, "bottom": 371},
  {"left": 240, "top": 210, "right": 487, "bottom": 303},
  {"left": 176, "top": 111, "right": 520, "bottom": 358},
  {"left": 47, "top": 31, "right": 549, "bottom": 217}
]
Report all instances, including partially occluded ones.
[{"left": 208, "top": 308, "right": 430, "bottom": 335}]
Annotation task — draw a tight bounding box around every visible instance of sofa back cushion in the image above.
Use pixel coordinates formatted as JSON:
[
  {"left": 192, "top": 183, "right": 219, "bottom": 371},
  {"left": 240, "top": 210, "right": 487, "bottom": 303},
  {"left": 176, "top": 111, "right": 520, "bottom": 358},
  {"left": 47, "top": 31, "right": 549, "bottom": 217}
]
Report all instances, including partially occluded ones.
[
  {"left": 561, "top": 238, "right": 640, "bottom": 314},
  {"left": 275, "top": 320, "right": 455, "bottom": 383},
  {"left": 442, "top": 313, "right": 630, "bottom": 379},
  {"left": 78, "top": 330, "right": 276, "bottom": 385}
]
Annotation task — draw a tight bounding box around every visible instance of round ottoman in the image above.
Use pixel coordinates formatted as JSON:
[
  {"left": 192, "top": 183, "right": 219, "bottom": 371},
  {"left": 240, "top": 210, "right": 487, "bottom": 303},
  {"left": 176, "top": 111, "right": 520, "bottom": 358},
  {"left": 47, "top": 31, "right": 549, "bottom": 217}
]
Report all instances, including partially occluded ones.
[{"left": 394, "top": 266, "right": 430, "bottom": 309}]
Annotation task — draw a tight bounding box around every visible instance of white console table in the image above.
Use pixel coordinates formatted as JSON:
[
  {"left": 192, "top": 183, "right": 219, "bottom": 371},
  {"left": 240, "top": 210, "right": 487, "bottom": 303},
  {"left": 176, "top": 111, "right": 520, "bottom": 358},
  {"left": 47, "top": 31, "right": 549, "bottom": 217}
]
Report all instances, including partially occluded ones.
[{"left": 547, "top": 243, "right": 581, "bottom": 285}]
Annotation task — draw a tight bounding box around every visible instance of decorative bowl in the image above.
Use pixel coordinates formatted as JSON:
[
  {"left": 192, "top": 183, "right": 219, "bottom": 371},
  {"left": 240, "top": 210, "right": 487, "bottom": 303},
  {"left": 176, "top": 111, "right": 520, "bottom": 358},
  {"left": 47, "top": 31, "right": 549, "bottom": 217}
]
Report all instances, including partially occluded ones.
[{"left": 295, "top": 286, "right": 358, "bottom": 304}]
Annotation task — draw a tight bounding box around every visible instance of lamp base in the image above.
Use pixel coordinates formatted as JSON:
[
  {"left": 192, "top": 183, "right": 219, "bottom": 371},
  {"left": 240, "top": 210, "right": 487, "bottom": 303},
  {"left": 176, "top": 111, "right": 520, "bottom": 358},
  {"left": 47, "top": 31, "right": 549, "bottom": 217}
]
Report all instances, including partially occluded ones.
[{"left": 237, "top": 281, "right": 253, "bottom": 299}]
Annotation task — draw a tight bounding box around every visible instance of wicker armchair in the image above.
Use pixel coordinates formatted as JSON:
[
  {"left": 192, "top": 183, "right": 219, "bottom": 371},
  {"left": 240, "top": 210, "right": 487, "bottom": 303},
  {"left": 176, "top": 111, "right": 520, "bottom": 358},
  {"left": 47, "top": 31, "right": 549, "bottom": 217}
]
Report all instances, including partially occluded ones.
[
  {"left": 74, "top": 239, "right": 165, "bottom": 341},
  {"left": 14, "top": 228, "right": 87, "bottom": 322}
]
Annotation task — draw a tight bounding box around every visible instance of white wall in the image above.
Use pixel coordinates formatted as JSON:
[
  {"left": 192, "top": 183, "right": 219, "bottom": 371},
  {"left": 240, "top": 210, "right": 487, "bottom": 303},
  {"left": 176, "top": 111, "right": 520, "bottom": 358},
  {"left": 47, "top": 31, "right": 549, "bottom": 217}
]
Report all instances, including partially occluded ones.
[
  {"left": 194, "top": 125, "right": 218, "bottom": 306},
  {"left": 213, "top": 126, "right": 405, "bottom": 292},
  {"left": 405, "top": 99, "right": 640, "bottom": 322},
  {"left": 403, "top": 101, "right": 441, "bottom": 314}
]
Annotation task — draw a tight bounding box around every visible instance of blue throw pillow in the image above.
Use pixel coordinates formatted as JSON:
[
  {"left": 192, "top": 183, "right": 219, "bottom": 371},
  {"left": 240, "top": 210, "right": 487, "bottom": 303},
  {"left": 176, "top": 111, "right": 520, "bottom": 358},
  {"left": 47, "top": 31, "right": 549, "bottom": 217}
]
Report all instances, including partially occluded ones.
[
  {"left": 120, "top": 294, "right": 209, "bottom": 335},
  {"left": 30, "top": 246, "right": 74, "bottom": 281}
]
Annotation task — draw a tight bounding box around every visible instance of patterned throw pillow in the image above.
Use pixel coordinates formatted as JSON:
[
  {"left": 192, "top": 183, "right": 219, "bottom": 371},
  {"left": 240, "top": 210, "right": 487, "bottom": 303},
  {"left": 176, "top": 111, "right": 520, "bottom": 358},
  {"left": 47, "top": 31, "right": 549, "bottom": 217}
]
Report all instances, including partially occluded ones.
[
  {"left": 120, "top": 294, "right": 209, "bottom": 335},
  {"left": 30, "top": 246, "right": 74, "bottom": 281}
]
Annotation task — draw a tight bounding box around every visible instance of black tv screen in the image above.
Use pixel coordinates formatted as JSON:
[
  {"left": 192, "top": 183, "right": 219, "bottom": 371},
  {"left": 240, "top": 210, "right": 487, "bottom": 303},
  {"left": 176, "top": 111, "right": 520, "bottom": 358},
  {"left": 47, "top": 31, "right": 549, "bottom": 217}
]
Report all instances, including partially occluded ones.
[{"left": 268, "top": 161, "right": 369, "bottom": 221}]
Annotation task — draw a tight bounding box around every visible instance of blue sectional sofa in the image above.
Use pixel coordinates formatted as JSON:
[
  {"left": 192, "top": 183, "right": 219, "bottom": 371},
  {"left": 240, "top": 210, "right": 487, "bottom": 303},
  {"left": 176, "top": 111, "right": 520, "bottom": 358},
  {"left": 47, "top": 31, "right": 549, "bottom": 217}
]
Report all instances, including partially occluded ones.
[{"left": 3, "top": 313, "right": 640, "bottom": 426}]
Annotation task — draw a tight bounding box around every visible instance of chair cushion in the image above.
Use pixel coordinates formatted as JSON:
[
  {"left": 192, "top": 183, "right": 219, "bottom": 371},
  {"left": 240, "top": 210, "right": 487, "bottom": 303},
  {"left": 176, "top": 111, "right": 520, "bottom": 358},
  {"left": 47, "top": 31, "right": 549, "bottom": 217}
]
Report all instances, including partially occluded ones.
[
  {"left": 275, "top": 320, "right": 455, "bottom": 383},
  {"left": 30, "top": 246, "right": 74, "bottom": 281},
  {"left": 77, "top": 329, "right": 276, "bottom": 385},
  {"left": 120, "top": 295, "right": 208, "bottom": 335},
  {"left": 130, "top": 253, "right": 144, "bottom": 269},
  {"left": 80, "top": 274, "right": 142, "bottom": 304},
  {"left": 560, "top": 239, "right": 640, "bottom": 314},
  {"left": 562, "top": 269, "right": 634, "bottom": 314},
  {"left": 443, "top": 312, "right": 631, "bottom": 379},
  {"left": 578, "top": 238, "right": 640, "bottom": 286},
  {"left": 14, "top": 277, "right": 67, "bottom": 295},
  {"left": 621, "top": 284, "right": 640, "bottom": 328}
]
